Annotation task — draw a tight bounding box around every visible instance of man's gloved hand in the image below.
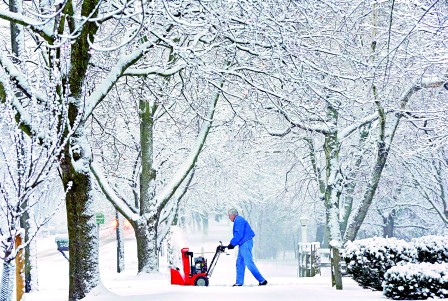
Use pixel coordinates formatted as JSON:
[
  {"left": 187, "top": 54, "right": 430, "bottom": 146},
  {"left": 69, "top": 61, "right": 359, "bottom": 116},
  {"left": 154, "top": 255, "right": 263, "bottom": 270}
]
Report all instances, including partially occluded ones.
[
  {"left": 227, "top": 244, "right": 235, "bottom": 250},
  {"left": 217, "top": 245, "right": 226, "bottom": 252}
]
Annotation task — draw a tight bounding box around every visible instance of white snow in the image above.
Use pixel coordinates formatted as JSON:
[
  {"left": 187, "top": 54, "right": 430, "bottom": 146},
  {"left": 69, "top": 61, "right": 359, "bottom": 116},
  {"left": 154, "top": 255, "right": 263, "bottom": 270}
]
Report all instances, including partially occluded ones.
[{"left": 14, "top": 221, "right": 385, "bottom": 301}]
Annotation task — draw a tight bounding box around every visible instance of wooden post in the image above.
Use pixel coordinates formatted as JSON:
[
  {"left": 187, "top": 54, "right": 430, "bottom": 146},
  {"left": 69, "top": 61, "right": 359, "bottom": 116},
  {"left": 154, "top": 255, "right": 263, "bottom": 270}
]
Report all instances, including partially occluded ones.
[{"left": 15, "top": 235, "right": 24, "bottom": 301}]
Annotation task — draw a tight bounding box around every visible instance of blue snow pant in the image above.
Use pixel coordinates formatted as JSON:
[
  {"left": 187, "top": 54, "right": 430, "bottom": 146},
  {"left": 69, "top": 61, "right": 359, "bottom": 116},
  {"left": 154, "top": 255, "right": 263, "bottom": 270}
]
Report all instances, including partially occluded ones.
[{"left": 235, "top": 239, "right": 265, "bottom": 285}]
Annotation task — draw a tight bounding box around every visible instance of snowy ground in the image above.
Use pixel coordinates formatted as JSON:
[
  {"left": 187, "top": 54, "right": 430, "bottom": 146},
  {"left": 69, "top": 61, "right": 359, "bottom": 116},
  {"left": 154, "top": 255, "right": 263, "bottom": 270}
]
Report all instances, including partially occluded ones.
[{"left": 14, "top": 220, "right": 385, "bottom": 301}]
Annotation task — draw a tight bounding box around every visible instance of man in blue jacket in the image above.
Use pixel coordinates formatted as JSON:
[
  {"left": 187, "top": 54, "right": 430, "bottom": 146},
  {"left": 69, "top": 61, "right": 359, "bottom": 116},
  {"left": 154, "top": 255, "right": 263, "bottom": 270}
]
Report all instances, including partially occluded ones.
[{"left": 226, "top": 208, "right": 267, "bottom": 286}]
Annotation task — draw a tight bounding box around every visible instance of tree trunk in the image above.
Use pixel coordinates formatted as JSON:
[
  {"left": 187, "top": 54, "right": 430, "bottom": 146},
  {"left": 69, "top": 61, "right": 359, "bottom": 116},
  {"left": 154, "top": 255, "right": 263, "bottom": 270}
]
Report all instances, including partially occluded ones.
[
  {"left": 59, "top": 0, "right": 101, "bottom": 295},
  {"left": 435, "top": 160, "right": 448, "bottom": 222},
  {"left": 0, "top": 261, "right": 14, "bottom": 301},
  {"left": 323, "top": 105, "right": 343, "bottom": 244},
  {"left": 139, "top": 99, "right": 157, "bottom": 216},
  {"left": 116, "top": 211, "right": 125, "bottom": 273},
  {"left": 323, "top": 104, "right": 344, "bottom": 290},
  {"left": 138, "top": 98, "right": 158, "bottom": 273},
  {"left": 344, "top": 143, "right": 388, "bottom": 242},
  {"left": 20, "top": 203, "right": 38, "bottom": 293},
  {"left": 305, "top": 137, "right": 330, "bottom": 248},
  {"left": 343, "top": 105, "right": 389, "bottom": 242},
  {"left": 61, "top": 125, "right": 99, "bottom": 300},
  {"left": 134, "top": 219, "right": 159, "bottom": 273},
  {"left": 202, "top": 214, "right": 209, "bottom": 236},
  {"left": 339, "top": 126, "right": 371, "bottom": 236},
  {"left": 382, "top": 209, "right": 395, "bottom": 238},
  {"left": 331, "top": 247, "right": 343, "bottom": 290}
]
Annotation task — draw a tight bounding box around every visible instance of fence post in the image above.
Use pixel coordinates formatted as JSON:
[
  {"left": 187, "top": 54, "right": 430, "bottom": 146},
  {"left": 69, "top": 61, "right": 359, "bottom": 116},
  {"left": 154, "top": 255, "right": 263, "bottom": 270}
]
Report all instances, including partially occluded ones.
[{"left": 298, "top": 242, "right": 320, "bottom": 277}]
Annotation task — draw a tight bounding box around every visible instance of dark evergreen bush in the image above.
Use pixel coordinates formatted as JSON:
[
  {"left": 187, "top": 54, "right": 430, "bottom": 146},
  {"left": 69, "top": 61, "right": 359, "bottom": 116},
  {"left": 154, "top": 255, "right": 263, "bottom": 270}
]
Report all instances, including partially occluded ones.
[
  {"left": 383, "top": 262, "right": 448, "bottom": 300},
  {"left": 343, "top": 237, "right": 416, "bottom": 290},
  {"left": 412, "top": 235, "right": 448, "bottom": 264}
]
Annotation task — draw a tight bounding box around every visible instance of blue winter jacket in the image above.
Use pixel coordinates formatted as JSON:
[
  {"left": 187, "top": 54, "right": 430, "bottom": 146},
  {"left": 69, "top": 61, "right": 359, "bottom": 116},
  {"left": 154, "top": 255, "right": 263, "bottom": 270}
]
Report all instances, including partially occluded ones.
[{"left": 230, "top": 215, "right": 255, "bottom": 246}]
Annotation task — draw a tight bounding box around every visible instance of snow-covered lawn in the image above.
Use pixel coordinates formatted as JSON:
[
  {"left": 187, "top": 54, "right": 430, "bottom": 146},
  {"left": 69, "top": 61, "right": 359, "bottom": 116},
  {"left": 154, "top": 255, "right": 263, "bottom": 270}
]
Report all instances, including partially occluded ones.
[{"left": 17, "top": 221, "right": 385, "bottom": 301}]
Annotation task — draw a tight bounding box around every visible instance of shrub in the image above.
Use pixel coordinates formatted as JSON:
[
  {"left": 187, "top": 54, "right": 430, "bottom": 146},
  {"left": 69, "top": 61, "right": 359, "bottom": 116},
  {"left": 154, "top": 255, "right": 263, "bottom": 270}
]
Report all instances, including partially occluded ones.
[
  {"left": 383, "top": 262, "right": 448, "bottom": 300},
  {"left": 412, "top": 235, "right": 448, "bottom": 264},
  {"left": 343, "top": 237, "right": 416, "bottom": 290}
]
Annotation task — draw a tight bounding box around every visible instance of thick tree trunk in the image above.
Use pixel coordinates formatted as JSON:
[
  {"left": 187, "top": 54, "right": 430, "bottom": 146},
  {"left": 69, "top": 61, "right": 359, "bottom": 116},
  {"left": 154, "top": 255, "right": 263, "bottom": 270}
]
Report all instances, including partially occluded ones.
[
  {"left": 323, "top": 105, "right": 344, "bottom": 290},
  {"left": 323, "top": 105, "right": 343, "bottom": 244},
  {"left": 138, "top": 98, "right": 159, "bottom": 273},
  {"left": 134, "top": 219, "right": 159, "bottom": 273},
  {"left": 63, "top": 169, "right": 99, "bottom": 300},
  {"left": 59, "top": 0, "right": 101, "bottom": 295},
  {"left": 61, "top": 124, "right": 99, "bottom": 300},
  {"left": 331, "top": 246, "right": 343, "bottom": 290},
  {"left": 139, "top": 99, "right": 157, "bottom": 215}
]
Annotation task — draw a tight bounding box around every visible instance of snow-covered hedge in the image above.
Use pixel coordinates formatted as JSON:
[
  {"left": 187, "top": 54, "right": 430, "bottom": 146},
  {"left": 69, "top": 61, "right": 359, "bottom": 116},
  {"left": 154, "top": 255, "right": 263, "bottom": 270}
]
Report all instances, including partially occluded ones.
[
  {"left": 343, "top": 237, "right": 416, "bottom": 290},
  {"left": 412, "top": 236, "right": 448, "bottom": 264},
  {"left": 383, "top": 262, "right": 448, "bottom": 300}
]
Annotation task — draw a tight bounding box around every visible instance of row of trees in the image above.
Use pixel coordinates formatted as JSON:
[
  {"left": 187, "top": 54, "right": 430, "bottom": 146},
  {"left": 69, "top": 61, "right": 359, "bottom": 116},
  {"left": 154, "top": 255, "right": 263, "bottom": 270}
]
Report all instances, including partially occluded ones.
[
  {"left": 1, "top": 0, "right": 447, "bottom": 299},
  {"left": 173, "top": 0, "right": 448, "bottom": 288}
]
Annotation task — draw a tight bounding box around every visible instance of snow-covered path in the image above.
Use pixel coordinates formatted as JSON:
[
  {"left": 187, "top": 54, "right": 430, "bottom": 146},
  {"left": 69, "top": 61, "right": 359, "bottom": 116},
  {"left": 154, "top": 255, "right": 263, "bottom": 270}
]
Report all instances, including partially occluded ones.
[{"left": 18, "top": 221, "right": 385, "bottom": 301}]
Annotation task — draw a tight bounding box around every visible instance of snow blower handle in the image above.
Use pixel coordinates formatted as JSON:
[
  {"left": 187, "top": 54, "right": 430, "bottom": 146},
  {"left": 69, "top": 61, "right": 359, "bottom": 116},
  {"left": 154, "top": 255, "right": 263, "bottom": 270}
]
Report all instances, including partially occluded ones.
[
  {"left": 207, "top": 241, "right": 227, "bottom": 277},
  {"left": 217, "top": 245, "right": 226, "bottom": 252},
  {"left": 217, "top": 241, "right": 226, "bottom": 252}
]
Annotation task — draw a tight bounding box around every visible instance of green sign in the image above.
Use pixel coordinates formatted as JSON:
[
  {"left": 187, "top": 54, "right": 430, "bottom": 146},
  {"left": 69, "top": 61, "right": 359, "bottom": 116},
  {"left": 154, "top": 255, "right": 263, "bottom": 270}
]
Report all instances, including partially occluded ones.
[{"left": 96, "top": 213, "right": 105, "bottom": 225}]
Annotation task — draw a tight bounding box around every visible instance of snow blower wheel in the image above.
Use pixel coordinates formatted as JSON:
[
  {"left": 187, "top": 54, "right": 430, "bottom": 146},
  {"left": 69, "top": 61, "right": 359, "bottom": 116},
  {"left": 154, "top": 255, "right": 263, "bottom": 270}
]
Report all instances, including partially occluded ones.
[{"left": 194, "top": 276, "right": 209, "bottom": 286}]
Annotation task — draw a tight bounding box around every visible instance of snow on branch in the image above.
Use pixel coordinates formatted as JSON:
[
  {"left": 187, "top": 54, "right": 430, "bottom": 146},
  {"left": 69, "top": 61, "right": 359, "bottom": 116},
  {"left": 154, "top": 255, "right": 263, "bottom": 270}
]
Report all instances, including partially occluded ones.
[
  {"left": 398, "top": 76, "right": 448, "bottom": 108},
  {"left": 0, "top": 61, "right": 41, "bottom": 139},
  {"left": 338, "top": 75, "right": 448, "bottom": 140},
  {"left": 154, "top": 82, "right": 221, "bottom": 209},
  {"left": 222, "top": 32, "right": 273, "bottom": 50},
  {"left": 157, "top": 169, "right": 195, "bottom": 246},
  {"left": 338, "top": 111, "right": 382, "bottom": 140},
  {"left": 272, "top": 106, "right": 330, "bottom": 135},
  {"left": 0, "top": 9, "right": 53, "bottom": 41},
  {"left": 90, "top": 161, "right": 140, "bottom": 222},
  {"left": 84, "top": 40, "right": 161, "bottom": 119},
  {"left": 124, "top": 62, "right": 187, "bottom": 77},
  {"left": 161, "top": 0, "right": 207, "bottom": 27},
  {"left": 0, "top": 50, "right": 47, "bottom": 105}
]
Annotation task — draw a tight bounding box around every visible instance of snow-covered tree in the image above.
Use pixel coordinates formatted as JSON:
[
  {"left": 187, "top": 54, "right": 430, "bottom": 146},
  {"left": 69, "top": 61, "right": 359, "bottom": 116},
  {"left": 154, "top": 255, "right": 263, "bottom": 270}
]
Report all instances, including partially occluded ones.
[
  {"left": 0, "top": 80, "right": 66, "bottom": 300},
  {"left": 90, "top": 73, "right": 221, "bottom": 273},
  {"left": 221, "top": 0, "right": 448, "bottom": 288}
]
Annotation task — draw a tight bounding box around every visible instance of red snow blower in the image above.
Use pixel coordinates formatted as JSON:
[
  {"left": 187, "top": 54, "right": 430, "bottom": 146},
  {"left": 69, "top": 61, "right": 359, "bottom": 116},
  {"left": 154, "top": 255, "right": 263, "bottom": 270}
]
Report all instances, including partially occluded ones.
[{"left": 170, "top": 241, "right": 226, "bottom": 286}]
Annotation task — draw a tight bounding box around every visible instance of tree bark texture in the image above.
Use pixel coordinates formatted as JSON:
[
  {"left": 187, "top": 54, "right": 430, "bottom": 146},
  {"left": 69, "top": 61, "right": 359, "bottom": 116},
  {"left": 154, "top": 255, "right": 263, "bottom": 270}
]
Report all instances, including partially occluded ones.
[
  {"left": 116, "top": 211, "right": 125, "bottom": 273},
  {"left": 331, "top": 247, "right": 343, "bottom": 290},
  {"left": 61, "top": 124, "right": 99, "bottom": 300},
  {"left": 0, "top": 262, "right": 14, "bottom": 301},
  {"left": 134, "top": 219, "right": 159, "bottom": 273}
]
